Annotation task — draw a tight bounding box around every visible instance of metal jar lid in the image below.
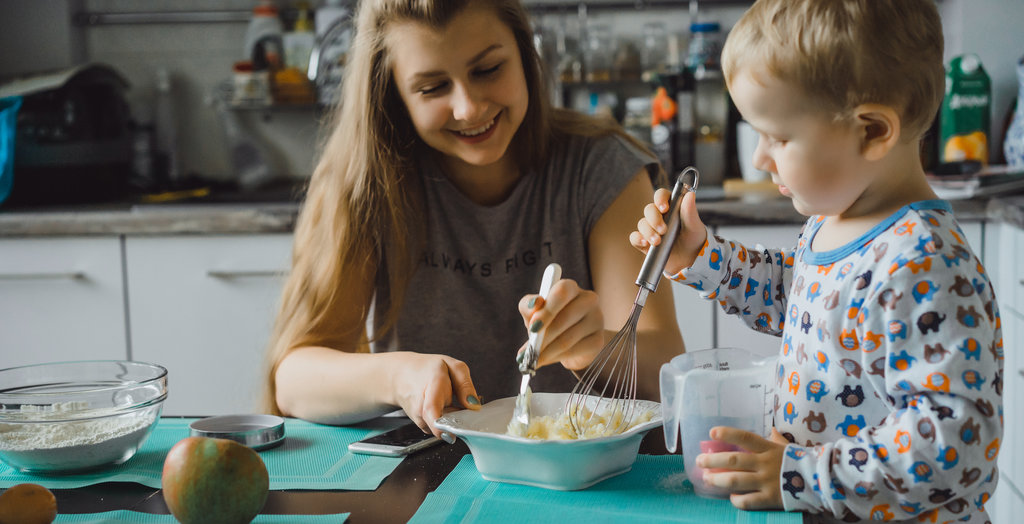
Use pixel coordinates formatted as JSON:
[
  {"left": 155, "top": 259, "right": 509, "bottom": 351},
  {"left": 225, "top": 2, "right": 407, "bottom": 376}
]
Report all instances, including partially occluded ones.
[{"left": 189, "top": 414, "right": 285, "bottom": 450}]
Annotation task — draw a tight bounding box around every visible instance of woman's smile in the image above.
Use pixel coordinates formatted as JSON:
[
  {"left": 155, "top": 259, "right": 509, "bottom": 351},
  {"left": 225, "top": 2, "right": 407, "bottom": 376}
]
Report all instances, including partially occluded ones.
[{"left": 450, "top": 111, "right": 500, "bottom": 143}]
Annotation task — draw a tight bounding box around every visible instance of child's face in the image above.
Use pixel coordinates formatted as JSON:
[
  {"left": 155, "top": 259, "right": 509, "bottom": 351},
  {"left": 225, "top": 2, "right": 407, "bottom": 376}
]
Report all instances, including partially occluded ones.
[
  {"left": 387, "top": 5, "right": 529, "bottom": 171},
  {"left": 729, "top": 68, "right": 872, "bottom": 217}
]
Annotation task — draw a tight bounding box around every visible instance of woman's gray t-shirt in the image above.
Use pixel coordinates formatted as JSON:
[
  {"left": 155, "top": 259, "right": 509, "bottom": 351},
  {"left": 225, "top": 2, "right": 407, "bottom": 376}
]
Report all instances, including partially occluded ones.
[{"left": 369, "top": 133, "right": 658, "bottom": 403}]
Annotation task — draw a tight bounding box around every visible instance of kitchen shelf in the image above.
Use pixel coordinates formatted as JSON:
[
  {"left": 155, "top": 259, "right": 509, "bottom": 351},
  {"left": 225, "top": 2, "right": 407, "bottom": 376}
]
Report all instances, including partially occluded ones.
[{"left": 72, "top": 1, "right": 751, "bottom": 26}]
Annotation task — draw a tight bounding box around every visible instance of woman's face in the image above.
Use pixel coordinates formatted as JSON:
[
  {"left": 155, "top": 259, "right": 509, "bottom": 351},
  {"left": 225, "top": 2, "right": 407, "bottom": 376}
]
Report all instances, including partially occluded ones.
[{"left": 387, "top": 4, "right": 529, "bottom": 170}]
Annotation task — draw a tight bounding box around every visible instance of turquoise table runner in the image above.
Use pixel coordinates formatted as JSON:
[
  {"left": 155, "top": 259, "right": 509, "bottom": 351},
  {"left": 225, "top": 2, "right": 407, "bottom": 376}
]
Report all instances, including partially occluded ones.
[
  {"left": 0, "top": 417, "right": 402, "bottom": 491},
  {"left": 55, "top": 510, "right": 349, "bottom": 523},
  {"left": 408, "top": 454, "right": 801, "bottom": 524}
]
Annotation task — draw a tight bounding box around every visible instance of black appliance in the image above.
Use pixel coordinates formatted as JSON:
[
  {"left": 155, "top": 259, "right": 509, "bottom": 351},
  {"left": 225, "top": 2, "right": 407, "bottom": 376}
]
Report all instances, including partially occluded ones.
[{"left": 0, "top": 63, "right": 133, "bottom": 206}]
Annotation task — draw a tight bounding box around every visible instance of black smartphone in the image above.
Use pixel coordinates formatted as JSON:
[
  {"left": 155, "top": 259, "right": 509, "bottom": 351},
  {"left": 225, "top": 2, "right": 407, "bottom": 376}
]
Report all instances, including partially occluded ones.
[{"left": 347, "top": 422, "right": 442, "bottom": 457}]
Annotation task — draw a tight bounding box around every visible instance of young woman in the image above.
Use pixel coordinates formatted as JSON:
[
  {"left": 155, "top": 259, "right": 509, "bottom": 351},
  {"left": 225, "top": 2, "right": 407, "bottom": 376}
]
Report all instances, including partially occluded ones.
[{"left": 264, "top": 0, "right": 685, "bottom": 438}]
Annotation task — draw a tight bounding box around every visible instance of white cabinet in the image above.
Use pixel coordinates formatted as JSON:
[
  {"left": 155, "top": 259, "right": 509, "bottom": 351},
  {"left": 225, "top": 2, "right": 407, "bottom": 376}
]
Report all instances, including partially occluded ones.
[
  {"left": 985, "top": 222, "right": 1024, "bottom": 519},
  {"left": 959, "top": 221, "right": 983, "bottom": 259},
  {"left": 0, "top": 237, "right": 127, "bottom": 367},
  {"left": 125, "top": 234, "right": 293, "bottom": 416},
  {"left": 712, "top": 224, "right": 802, "bottom": 357},
  {"left": 671, "top": 281, "right": 713, "bottom": 352}
]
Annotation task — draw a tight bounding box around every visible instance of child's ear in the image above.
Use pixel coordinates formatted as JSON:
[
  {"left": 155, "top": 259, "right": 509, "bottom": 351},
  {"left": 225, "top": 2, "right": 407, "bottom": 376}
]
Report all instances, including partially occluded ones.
[{"left": 853, "top": 104, "right": 901, "bottom": 161}]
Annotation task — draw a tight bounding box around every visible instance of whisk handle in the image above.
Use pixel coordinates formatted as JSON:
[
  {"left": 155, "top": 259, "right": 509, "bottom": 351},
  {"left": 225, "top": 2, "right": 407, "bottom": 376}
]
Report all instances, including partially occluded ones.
[{"left": 636, "top": 168, "right": 697, "bottom": 293}]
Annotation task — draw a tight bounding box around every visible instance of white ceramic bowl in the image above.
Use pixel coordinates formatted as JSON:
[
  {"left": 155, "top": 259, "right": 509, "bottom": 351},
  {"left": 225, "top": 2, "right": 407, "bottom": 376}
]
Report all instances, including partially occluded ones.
[
  {"left": 0, "top": 360, "right": 167, "bottom": 474},
  {"left": 435, "top": 392, "right": 661, "bottom": 490}
]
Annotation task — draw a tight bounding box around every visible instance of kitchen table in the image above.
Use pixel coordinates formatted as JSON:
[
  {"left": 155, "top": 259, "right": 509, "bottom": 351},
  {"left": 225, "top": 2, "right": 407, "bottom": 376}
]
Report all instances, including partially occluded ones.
[{"left": 22, "top": 416, "right": 738, "bottom": 523}]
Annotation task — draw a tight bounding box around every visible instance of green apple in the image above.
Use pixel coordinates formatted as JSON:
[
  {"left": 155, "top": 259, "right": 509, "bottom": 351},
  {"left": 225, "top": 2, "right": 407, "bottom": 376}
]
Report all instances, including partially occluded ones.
[{"left": 161, "top": 437, "right": 269, "bottom": 524}]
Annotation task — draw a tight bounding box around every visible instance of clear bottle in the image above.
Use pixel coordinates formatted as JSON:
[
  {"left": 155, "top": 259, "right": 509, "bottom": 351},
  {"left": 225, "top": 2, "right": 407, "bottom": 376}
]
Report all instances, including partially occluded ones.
[
  {"left": 584, "top": 24, "right": 612, "bottom": 83},
  {"left": 154, "top": 68, "right": 179, "bottom": 184},
  {"left": 641, "top": 22, "right": 668, "bottom": 80},
  {"left": 283, "top": 2, "right": 315, "bottom": 73},
  {"left": 555, "top": 17, "right": 583, "bottom": 85}
]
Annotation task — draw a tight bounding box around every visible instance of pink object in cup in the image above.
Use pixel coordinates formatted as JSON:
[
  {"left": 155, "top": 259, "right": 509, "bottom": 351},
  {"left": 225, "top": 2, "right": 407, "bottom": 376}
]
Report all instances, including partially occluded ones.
[{"left": 695, "top": 440, "right": 742, "bottom": 475}]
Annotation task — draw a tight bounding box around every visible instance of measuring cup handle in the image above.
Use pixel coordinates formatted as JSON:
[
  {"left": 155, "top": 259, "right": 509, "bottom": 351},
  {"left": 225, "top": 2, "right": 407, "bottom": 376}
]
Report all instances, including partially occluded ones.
[{"left": 659, "top": 361, "right": 684, "bottom": 453}]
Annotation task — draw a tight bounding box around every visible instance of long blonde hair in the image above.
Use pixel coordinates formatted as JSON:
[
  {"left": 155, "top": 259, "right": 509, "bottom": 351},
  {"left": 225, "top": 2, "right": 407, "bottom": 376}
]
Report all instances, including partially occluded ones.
[{"left": 262, "top": 0, "right": 647, "bottom": 414}]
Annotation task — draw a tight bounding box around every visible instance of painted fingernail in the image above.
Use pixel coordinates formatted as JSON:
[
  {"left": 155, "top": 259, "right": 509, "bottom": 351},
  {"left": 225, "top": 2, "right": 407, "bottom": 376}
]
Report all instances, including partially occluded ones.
[
  {"left": 527, "top": 297, "right": 537, "bottom": 309},
  {"left": 650, "top": 236, "right": 659, "bottom": 244},
  {"left": 441, "top": 432, "right": 455, "bottom": 444},
  {"left": 467, "top": 395, "right": 480, "bottom": 405},
  {"left": 515, "top": 351, "right": 525, "bottom": 364},
  {"left": 529, "top": 320, "right": 543, "bottom": 333}
]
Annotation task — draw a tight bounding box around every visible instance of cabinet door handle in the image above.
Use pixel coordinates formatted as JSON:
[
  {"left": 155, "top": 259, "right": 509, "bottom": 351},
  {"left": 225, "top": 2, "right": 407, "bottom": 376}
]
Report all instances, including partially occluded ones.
[
  {"left": 206, "top": 270, "right": 285, "bottom": 279},
  {"left": 0, "top": 271, "right": 85, "bottom": 281}
]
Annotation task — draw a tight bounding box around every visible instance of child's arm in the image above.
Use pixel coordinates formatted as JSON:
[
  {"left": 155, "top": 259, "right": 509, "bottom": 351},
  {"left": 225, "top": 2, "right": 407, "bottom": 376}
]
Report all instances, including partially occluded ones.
[{"left": 777, "top": 259, "right": 1002, "bottom": 521}]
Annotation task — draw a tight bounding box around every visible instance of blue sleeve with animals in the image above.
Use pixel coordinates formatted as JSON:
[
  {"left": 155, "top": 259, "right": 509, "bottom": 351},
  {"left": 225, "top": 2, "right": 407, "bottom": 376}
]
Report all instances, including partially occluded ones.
[
  {"left": 670, "top": 202, "right": 1003, "bottom": 523},
  {"left": 666, "top": 225, "right": 798, "bottom": 337}
]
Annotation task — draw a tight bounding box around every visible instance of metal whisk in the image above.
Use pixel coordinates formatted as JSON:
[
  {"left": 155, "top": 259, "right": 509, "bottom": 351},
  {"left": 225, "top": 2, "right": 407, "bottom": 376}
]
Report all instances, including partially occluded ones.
[{"left": 567, "top": 167, "right": 699, "bottom": 436}]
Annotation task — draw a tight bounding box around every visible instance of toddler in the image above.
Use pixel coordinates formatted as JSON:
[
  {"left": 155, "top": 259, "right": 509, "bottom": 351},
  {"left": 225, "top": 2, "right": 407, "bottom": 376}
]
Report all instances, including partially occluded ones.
[{"left": 631, "top": 1, "right": 1003, "bottom": 521}]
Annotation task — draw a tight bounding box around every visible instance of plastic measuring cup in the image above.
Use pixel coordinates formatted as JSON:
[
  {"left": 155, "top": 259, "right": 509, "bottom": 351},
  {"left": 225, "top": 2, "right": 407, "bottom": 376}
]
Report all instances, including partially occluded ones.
[{"left": 660, "top": 347, "right": 777, "bottom": 498}]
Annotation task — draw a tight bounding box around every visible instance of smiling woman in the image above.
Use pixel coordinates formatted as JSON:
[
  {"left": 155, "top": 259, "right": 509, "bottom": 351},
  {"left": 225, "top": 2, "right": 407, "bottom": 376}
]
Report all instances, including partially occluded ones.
[{"left": 262, "top": 0, "right": 685, "bottom": 440}]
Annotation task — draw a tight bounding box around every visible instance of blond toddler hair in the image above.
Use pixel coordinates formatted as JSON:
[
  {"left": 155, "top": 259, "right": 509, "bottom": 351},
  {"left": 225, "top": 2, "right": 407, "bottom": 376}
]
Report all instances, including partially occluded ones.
[{"left": 721, "top": 0, "right": 944, "bottom": 141}]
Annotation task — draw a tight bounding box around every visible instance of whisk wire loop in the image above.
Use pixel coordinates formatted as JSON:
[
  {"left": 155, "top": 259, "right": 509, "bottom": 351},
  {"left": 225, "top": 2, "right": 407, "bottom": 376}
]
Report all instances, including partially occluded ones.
[
  {"left": 567, "top": 302, "right": 642, "bottom": 436},
  {"left": 564, "top": 167, "right": 698, "bottom": 438}
]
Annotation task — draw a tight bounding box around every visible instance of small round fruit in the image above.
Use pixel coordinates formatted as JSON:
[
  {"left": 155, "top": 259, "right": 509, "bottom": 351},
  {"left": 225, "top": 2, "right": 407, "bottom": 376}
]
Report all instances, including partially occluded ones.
[
  {"left": 0, "top": 483, "right": 57, "bottom": 524},
  {"left": 161, "top": 437, "right": 269, "bottom": 524}
]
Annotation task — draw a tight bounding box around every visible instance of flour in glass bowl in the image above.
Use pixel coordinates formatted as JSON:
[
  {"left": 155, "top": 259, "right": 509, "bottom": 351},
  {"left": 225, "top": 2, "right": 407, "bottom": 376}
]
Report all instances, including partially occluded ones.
[{"left": 0, "top": 401, "right": 159, "bottom": 472}]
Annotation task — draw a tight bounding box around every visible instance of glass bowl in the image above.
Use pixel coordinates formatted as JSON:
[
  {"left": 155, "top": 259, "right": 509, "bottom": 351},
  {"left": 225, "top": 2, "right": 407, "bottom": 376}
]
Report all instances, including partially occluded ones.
[
  {"left": 0, "top": 360, "right": 168, "bottom": 474},
  {"left": 435, "top": 392, "right": 661, "bottom": 490}
]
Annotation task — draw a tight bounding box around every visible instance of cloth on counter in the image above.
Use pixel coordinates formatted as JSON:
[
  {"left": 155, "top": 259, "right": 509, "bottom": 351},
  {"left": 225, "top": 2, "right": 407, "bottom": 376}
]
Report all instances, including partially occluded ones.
[
  {"left": 408, "top": 454, "right": 801, "bottom": 524},
  {"left": 55, "top": 510, "right": 349, "bottom": 523},
  {"left": 0, "top": 417, "right": 402, "bottom": 491}
]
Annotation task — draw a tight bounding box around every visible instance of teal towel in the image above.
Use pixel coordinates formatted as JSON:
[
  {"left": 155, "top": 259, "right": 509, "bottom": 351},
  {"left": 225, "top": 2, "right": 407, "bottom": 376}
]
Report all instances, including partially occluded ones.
[
  {"left": 0, "top": 418, "right": 402, "bottom": 491},
  {"left": 55, "top": 510, "right": 349, "bottom": 523},
  {"left": 408, "top": 455, "right": 801, "bottom": 524}
]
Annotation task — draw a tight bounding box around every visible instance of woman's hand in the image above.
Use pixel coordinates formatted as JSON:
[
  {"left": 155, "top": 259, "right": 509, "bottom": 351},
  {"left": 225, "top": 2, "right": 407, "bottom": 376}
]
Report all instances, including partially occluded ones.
[
  {"left": 697, "top": 426, "right": 789, "bottom": 510},
  {"left": 388, "top": 352, "right": 480, "bottom": 438},
  {"left": 517, "top": 278, "right": 605, "bottom": 373},
  {"left": 629, "top": 189, "right": 707, "bottom": 276}
]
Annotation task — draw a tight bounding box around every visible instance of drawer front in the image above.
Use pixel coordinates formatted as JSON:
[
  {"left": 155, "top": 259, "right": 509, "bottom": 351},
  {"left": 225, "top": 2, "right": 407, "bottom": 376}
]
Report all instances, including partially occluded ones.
[
  {"left": 1007, "top": 309, "right": 1024, "bottom": 490},
  {"left": 126, "top": 234, "right": 293, "bottom": 416},
  {"left": 0, "top": 237, "right": 127, "bottom": 366}
]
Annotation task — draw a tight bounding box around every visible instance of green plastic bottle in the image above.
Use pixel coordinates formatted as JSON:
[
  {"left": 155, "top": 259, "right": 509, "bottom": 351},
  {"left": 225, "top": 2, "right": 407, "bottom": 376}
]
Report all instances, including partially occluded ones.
[{"left": 940, "top": 54, "right": 991, "bottom": 165}]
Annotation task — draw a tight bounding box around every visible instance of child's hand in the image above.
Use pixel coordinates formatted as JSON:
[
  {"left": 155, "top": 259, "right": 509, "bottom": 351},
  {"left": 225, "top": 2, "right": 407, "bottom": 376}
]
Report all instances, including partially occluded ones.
[
  {"left": 696, "top": 426, "right": 788, "bottom": 511},
  {"left": 516, "top": 278, "right": 604, "bottom": 372},
  {"left": 629, "top": 189, "right": 707, "bottom": 275}
]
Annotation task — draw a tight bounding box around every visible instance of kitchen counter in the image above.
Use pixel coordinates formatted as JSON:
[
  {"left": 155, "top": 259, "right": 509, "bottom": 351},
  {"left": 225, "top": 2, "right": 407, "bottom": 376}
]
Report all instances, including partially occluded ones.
[{"left": 0, "top": 191, "right": 1006, "bottom": 237}]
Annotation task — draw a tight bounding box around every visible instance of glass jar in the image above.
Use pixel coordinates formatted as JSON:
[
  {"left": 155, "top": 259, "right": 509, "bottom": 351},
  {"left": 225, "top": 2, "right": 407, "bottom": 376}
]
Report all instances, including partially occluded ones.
[
  {"left": 641, "top": 22, "right": 668, "bottom": 79},
  {"left": 686, "top": 22, "right": 722, "bottom": 72},
  {"left": 584, "top": 24, "right": 612, "bottom": 83}
]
